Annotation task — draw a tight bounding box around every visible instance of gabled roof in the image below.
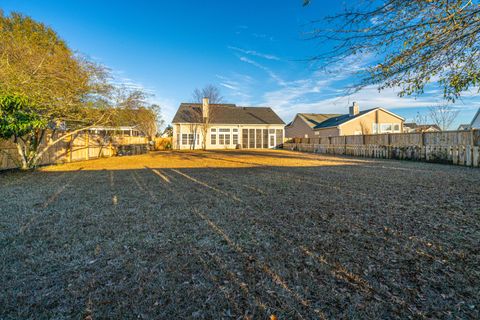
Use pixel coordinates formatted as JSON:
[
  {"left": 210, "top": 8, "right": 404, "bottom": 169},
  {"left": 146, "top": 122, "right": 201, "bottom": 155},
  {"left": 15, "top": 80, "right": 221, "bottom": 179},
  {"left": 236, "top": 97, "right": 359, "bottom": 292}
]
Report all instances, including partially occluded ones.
[
  {"left": 458, "top": 124, "right": 472, "bottom": 130},
  {"left": 172, "top": 103, "right": 285, "bottom": 125},
  {"left": 313, "top": 108, "right": 375, "bottom": 129},
  {"left": 289, "top": 113, "right": 342, "bottom": 129},
  {"left": 472, "top": 107, "right": 480, "bottom": 126},
  {"left": 313, "top": 107, "right": 404, "bottom": 130}
]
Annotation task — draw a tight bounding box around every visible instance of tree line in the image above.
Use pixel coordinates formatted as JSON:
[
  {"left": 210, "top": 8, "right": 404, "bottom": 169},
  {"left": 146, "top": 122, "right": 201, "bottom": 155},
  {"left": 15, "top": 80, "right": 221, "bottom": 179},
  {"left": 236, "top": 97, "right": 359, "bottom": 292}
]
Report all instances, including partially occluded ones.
[{"left": 0, "top": 11, "right": 162, "bottom": 169}]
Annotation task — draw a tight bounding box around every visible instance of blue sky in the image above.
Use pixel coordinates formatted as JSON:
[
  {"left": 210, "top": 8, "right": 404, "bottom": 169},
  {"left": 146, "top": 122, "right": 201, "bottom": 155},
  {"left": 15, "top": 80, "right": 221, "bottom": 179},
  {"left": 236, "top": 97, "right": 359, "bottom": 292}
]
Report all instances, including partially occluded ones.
[{"left": 2, "top": 0, "right": 479, "bottom": 128}]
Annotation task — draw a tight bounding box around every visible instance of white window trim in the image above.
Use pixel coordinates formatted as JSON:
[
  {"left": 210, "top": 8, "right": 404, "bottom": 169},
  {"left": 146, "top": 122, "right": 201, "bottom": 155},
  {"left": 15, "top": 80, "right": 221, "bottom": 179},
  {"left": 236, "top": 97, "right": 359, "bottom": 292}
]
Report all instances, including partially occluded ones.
[{"left": 373, "top": 123, "right": 401, "bottom": 134}]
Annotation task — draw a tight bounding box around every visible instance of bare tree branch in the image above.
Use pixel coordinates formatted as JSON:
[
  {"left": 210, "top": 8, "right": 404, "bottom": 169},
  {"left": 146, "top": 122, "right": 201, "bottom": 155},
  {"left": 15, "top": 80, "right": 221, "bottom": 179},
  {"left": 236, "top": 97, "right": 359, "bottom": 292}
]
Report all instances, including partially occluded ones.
[{"left": 304, "top": 0, "right": 480, "bottom": 101}]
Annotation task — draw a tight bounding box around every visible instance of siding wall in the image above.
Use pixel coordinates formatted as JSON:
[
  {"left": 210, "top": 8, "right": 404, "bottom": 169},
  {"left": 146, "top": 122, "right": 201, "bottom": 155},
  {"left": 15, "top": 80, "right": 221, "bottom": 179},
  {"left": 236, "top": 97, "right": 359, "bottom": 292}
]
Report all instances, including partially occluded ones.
[
  {"left": 285, "top": 116, "right": 315, "bottom": 138},
  {"left": 315, "top": 127, "right": 340, "bottom": 137}
]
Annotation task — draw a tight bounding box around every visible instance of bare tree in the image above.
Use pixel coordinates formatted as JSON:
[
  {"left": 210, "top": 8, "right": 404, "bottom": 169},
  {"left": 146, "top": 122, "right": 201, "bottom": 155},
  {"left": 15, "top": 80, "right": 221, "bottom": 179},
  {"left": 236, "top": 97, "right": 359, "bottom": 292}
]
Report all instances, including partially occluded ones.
[
  {"left": 191, "top": 85, "right": 224, "bottom": 150},
  {"left": 359, "top": 120, "right": 371, "bottom": 134},
  {"left": 110, "top": 87, "right": 164, "bottom": 140},
  {"left": 428, "top": 104, "right": 459, "bottom": 131},
  {"left": 414, "top": 112, "right": 429, "bottom": 125},
  {"left": 132, "top": 105, "right": 163, "bottom": 140},
  {"left": 177, "top": 105, "right": 202, "bottom": 150},
  {"left": 192, "top": 84, "right": 224, "bottom": 104},
  {"left": 304, "top": 1, "right": 480, "bottom": 102}
]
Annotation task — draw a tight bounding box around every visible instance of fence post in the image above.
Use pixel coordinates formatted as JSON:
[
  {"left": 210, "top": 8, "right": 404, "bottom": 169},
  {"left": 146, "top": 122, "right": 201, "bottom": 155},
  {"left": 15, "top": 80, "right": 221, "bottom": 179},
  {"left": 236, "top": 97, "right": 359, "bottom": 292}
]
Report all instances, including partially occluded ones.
[
  {"left": 387, "top": 133, "right": 391, "bottom": 158},
  {"left": 421, "top": 132, "right": 425, "bottom": 161},
  {"left": 473, "top": 146, "right": 479, "bottom": 167},
  {"left": 65, "top": 135, "right": 72, "bottom": 162},
  {"left": 85, "top": 131, "right": 89, "bottom": 161},
  {"left": 466, "top": 145, "right": 472, "bottom": 166}
]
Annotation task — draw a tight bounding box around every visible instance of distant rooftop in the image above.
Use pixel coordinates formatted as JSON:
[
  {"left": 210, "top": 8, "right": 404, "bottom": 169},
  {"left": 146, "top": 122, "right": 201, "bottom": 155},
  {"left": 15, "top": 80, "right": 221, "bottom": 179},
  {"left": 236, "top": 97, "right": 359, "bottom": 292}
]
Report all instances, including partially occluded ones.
[{"left": 289, "top": 113, "right": 342, "bottom": 129}]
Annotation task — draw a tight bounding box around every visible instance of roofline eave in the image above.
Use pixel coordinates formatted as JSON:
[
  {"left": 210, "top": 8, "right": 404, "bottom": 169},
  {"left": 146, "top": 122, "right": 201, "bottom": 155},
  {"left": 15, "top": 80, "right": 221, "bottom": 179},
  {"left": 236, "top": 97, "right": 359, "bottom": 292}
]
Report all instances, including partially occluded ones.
[
  {"left": 313, "top": 125, "right": 339, "bottom": 131},
  {"left": 471, "top": 107, "right": 480, "bottom": 126},
  {"left": 313, "top": 107, "right": 405, "bottom": 130}
]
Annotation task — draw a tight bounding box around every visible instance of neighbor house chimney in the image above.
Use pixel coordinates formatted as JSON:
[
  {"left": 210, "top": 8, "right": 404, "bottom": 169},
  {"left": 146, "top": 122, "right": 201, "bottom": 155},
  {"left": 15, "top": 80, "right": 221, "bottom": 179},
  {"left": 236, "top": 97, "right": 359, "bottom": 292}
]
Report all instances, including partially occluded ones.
[
  {"left": 202, "top": 97, "right": 210, "bottom": 120},
  {"left": 349, "top": 102, "right": 359, "bottom": 116}
]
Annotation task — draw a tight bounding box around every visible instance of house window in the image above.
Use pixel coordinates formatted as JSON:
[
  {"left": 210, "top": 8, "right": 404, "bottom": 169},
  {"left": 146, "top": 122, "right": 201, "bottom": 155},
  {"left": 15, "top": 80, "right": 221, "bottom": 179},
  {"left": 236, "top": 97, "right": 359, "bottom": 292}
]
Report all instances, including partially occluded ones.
[
  {"left": 262, "top": 129, "right": 268, "bottom": 148},
  {"left": 242, "top": 129, "right": 248, "bottom": 148},
  {"left": 219, "top": 128, "right": 230, "bottom": 133},
  {"left": 188, "top": 134, "right": 194, "bottom": 145},
  {"left": 275, "top": 129, "right": 283, "bottom": 146},
  {"left": 269, "top": 129, "right": 275, "bottom": 134},
  {"left": 211, "top": 128, "right": 216, "bottom": 132},
  {"left": 233, "top": 128, "right": 238, "bottom": 133},
  {"left": 249, "top": 129, "right": 255, "bottom": 148},
  {"left": 256, "top": 129, "right": 262, "bottom": 148},
  {"left": 233, "top": 134, "right": 238, "bottom": 145},
  {"left": 225, "top": 134, "right": 231, "bottom": 145},
  {"left": 372, "top": 124, "right": 379, "bottom": 134},
  {"left": 219, "top": 134, "right": 225, "bottom": 145},
  {"left": 182, "top": 134, "right": 188, "bottom": 145},
  {"left": 211, "top": 133, "right": 216, "bottom": 145},
  {"left": 393, "top": 124, "right": 400, "bottom": 132},
  {"left": 380, "top": 124, "right": 393, "bottom": 133}
]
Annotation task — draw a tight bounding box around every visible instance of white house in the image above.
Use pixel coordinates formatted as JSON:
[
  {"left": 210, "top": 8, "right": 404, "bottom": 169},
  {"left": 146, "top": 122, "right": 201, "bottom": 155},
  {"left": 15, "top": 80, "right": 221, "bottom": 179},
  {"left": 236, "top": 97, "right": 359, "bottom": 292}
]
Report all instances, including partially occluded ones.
[{"left": 171, "top": 98, "right": 285, "bottom": 150}]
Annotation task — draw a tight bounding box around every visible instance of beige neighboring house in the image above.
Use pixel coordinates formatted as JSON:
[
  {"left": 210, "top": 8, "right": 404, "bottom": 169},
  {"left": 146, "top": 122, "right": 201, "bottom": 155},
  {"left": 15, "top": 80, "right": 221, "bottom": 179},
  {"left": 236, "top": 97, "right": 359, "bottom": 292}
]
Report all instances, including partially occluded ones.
[
  {"left": 288, "top": 102, "right": 404, "bottom": 138},
  {"left": 171, "top": 98, "right": 285, "bottom": 150},
  {"left": 285, "top": 113, "right": 341, "bottom": 138}
]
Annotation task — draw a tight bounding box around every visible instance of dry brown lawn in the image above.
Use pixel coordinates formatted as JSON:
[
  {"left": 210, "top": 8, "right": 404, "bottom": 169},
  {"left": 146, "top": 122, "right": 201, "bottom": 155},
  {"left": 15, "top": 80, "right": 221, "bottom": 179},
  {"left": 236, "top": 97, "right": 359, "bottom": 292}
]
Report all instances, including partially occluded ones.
[{"left": 1, "top": 150, "right": 479, "bottom": 319}]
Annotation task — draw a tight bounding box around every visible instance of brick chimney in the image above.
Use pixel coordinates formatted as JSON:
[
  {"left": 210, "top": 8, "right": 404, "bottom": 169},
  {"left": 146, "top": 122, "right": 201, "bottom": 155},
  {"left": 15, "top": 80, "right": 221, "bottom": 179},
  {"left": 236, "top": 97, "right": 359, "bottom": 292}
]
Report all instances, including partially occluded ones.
[
  {"left": 202, "top": 97, "right": 209, "bottom": 120},
  {"left": 349, "top": 102, "right": 359, "bottom": 117}
]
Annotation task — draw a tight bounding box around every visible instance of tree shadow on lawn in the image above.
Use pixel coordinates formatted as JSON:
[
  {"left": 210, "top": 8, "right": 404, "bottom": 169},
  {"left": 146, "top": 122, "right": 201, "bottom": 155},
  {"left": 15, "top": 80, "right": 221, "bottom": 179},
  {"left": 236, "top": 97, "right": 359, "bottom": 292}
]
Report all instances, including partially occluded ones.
[{"left": 1, "top": 163, "right": 479, "bottom": 319}]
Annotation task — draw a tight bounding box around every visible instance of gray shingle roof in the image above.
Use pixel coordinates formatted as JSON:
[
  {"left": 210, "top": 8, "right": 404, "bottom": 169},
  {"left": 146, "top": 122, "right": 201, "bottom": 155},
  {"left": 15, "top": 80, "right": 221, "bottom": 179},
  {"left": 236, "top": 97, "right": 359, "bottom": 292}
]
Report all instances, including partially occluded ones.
[
  {"left": 297, "top": 113, "right": 342, "bottom": 128},
  {"left": 472, "top": 107, "right": 480, "bottom": 126},
  {"left": 172, "top": 103, "right": 285, "bottom": 125},
  {"left": 313, "top": 108, "right": 377, "bottom": 129}
]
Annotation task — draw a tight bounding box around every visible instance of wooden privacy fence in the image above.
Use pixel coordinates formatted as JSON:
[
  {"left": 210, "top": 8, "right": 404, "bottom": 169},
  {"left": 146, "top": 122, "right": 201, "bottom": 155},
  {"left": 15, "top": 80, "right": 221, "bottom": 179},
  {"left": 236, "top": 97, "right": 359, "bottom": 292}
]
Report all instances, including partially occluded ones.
[
  {"left": 153, "top": 137, "right": 172, "bottom": 150},
  {"left": 0, "top": 132, "right": 148, "bottom": 170},
  {"left": 284, "top": 130, "right": 480, "bottom": 167}
]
